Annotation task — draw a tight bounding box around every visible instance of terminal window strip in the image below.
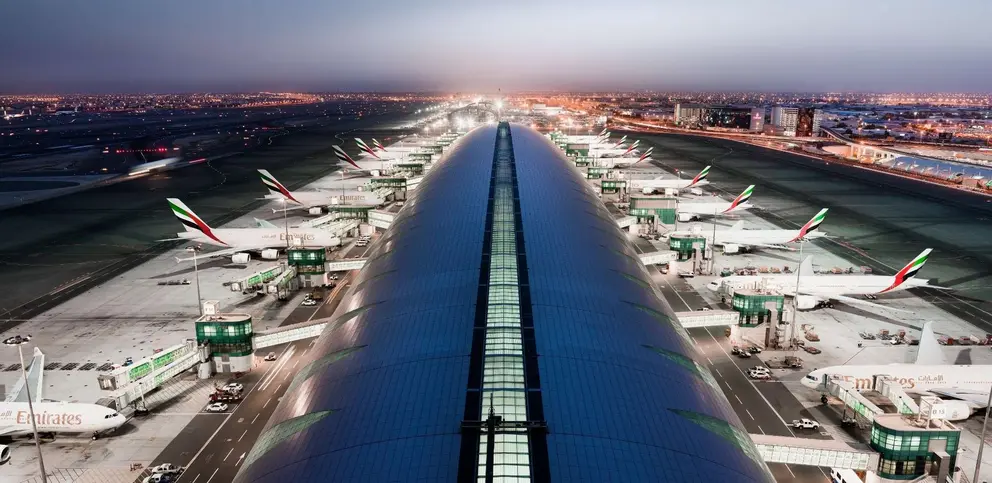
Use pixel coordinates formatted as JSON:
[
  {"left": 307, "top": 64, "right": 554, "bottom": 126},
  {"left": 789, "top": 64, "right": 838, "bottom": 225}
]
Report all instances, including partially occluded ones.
[{"left": 476, "top": 124, "right": 533, "bottom": 482}]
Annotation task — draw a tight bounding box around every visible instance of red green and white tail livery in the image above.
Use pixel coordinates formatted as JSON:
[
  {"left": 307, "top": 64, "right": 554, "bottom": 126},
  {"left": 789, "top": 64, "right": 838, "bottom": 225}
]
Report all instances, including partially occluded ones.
[
  {"left": 598, "top": 127, "right": 608, "bottom": 137},
  {"left": 788, "top": 208, "right": 829, "bottom": 243},
  {"left": 613, "top": 135, "right": 627, "bottom": 148},
  {"left": 258, "top": 169, "right": 300, "bottom": 205},
  {"left": 332, "top": 145, "right": 362, "bottom": 170},
  {"left": 637, "top": 147, "right": 654, "bottom": 162},
  {"left": 879, "top": 248, "right": 933, "bottom": 293},
  {"left": 709, "top": 248, "right": 946, "bottom": 312},
  {"left": 690, "top": 165, "right": 711, "bottom": 186},
  {"left": 168, "top": 198, "right": 228, "bottom": 246},
  {"left": 355, "top": 138, "right": 379, "bottom": 159},
  {"left": 722, "top": 185, "right": 754, "bottom": 213},
  {"left": 372, "top": 138, "right": 386, "bottom": 152},
  {"left": 623, "top": 139, "right": 640, "bottom": 155}
]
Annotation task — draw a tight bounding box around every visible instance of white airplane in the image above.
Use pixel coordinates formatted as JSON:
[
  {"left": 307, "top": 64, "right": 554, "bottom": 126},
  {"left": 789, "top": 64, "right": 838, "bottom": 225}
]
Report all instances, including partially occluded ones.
[
  {"left": 632, "top": 165, "right": 711, "bottom": 193},
  {"left": 801, "top": 322, "right": 990, "bottom": 422},
  {"left": 708, "top": 208, "right": 829, "bottom": 253},
  {"left": 708, "top": 248, "right": 947, "bottom": 311},
  {"left": 636, "top": 147, "right": 654, "bottom": 163},
  {"left": 622, "top": 139, "right": 640, "bottom": 155},
  {"left": 0, "top": 347, "right": 126, "bottom": 460},
  {"left": 257, "top": 170, "right": 384, "bottom": 211},
  {"left": 1, "top": 109, "right": 27, "bottom": 121},
  {"left": 613, "top": 135, "right": 627, "bottom": 148},
  {"left": 166, "top": 198, "right": 341, "bottom": 262},
  {"left": 677, "top": 184, "right": 754, "bottom": 220}
]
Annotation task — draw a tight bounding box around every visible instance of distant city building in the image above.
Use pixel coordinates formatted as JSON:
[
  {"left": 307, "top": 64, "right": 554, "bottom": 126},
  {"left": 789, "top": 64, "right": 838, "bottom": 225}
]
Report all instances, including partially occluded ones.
[
  {"left": 796, "top": 107, "right": 823, "bottom": 137},
  {"left": 675, "top": 104, "right": 761, "bottom": 131},
  {"left": 771, "top": 106, "right": 799, "bottom": 136},
  {"left": 771, "top": 106, "right": 821, "bottom": 137},
  {"left": 674, "top": 103, "right": 707, "bottom": 126},
  {"left": 703, "top": 106, "right": 764, "bottom": 131},
  {"left": 530, "top": 103, "right": 563, "bottom": 116}
]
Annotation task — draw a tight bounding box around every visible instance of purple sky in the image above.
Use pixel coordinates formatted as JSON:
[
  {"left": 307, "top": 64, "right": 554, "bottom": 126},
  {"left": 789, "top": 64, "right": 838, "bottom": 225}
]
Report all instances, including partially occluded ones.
[{"left": 1, "top": 0, "right": 989, "bottom": 93}]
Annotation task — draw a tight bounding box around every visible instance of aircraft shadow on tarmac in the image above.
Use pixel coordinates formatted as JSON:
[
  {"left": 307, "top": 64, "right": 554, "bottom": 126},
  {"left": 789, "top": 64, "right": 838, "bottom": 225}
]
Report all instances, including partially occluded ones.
[
  {"left": 152, "top": 260, "right": 249, "bottom": 279},
  {"left": 829, "top": 303, "right": 922, "bottom": 331}
]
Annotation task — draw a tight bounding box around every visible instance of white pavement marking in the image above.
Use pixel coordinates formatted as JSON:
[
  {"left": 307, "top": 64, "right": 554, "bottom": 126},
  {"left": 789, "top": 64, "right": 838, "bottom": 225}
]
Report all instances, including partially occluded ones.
[
  {"left": 703, "top": 326, "right": 797, "bottom": 436},
  {"left": 175, "top": 343, "right": 294, "bottom": 482},
  {"left": 714, "top": 368, "right": 723, "bottom": 378},
  {"left": 263, "top": 397, "right": 271, "bottom": 408},
  {"left": 258, "top": 345, "right": 295, "bottom": 391},
  {"left": 190, "top": 474, "right": 200, "bottom": 483},
  {"left": 785, "top": 464, "right": 796, "bottom": 478},
  {"left": 238, "top": 429, "right": 248, "bottom": 442},
  {"left": 746, "top": 409, "right": 754, "bottom": 420},
  {"left": 251, "top": 413, "right": 259, "bottom": 425},
  {"left": 706, "top": 356, "right": 713, "bottom": 365},
  {"left": 734, "top": 394, "right": 743, "bottom": 404},
  {"left": 205, "top": 468, "right": 219, "bottom": 483},
  {"left": 757, "top": 425, "right": 765, "bottom": 435},
  {"left": 224, "top": 448, "right": 234, "bottom": 461}
]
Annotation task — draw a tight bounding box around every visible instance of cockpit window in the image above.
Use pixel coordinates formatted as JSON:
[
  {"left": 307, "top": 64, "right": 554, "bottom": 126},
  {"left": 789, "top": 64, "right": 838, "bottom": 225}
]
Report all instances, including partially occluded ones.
[{"left": 805, "top": 375, "right": 817, "bottom": 381}]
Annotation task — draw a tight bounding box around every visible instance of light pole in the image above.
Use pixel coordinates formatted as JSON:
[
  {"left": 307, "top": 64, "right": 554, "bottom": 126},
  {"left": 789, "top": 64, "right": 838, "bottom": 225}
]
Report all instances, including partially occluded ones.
[
  {"left": 186, "top": 246, "right": 203, "bottom": 316},
  {"left": 4, "top": 335, "right": 47, "bottom": 483},
  {"left": 790, "top": 239, "right": 806, "bottom": 351},
  {"left": 280, "top": 198, "right": 290, "bottom": 250},
  {"left": 975, "top": 384, "right": 992, "bottom": 483}
]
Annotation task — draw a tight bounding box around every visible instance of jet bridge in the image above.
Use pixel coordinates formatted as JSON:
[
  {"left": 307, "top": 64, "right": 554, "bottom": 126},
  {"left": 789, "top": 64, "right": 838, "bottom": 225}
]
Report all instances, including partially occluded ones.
[
  {"left": 674, "top": 310, "right": 739, "bottom": 328},
  {"left": 751, "top": 434, "right": 880, "bottom": 471},
  {"left": 639, "top": 250, "right": 678, "bottom": 266},
  {"left": 98, "top": 340, "right": 205, "bottom": 410},
  {"left": 253, "top": 319, "right": 327, "bottom": 349}
]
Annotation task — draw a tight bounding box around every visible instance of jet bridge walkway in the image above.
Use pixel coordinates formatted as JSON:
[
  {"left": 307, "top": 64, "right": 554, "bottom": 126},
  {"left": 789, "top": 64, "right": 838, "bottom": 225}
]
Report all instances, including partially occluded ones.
[
  {"left": 99, "top": 340, "right": 204, "bottom": 409},
  {"left": 750, "top": 434, "right": 880, "bottom": 471}
]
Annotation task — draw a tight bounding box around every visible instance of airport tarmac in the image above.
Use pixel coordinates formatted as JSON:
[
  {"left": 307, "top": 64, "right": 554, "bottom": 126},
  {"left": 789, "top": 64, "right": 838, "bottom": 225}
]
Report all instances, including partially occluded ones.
[
  {"left": 0, "top": 111, "right": 414, "bottom": 333},
  {"left": 0, "top": 130, "right": 416, "bottom": 482}
]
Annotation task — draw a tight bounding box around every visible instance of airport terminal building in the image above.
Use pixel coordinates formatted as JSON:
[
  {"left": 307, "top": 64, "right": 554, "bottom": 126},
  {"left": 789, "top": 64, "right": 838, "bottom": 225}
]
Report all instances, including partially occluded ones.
[{"left": 233, "top": 123, "right": 773, "bottom": 482}]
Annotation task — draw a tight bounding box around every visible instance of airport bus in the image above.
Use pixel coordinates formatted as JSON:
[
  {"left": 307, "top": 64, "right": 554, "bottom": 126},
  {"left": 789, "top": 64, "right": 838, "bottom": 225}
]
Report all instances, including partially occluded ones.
[{"left": 830, "top": 468, "right": 863, "bottom": 483}]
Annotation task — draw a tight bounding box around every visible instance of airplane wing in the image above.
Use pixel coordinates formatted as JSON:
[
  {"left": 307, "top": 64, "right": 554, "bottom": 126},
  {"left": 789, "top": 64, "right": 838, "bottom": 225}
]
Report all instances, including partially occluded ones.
[
  {"left": 788, "top": 288, "right": 912, "bottom": 313},
  {"left": 4, "top": 347, "right": 44, "bottom": 403},
  {"left": 0, "top": 425, "right": 19, "bottom": 436},
  {"left": 175, "top": 245, "right": 272, "bottom": 263},
  {"left": 928, "top": 389, "right": 991, "bottom": 408}
]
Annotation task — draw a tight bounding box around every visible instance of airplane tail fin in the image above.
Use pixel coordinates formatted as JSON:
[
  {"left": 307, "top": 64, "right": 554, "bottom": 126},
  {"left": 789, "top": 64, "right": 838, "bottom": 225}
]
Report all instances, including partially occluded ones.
[
  {"left": 914, "top": 322, "right": 948, "bottom": 365},
  {"left": 257, "top": 169, "right": 298, "bottom": 203},
  {"left": 355, "top": 138, "right": 380, "bottom": 159},
  {"left": 722, "top": 184, "right": 754, "bottom": 213},
  {"left": 790, "top": 208, "right": 829, "bottom": 242},
  {"left": 254, "top": 218, "right": 279, "bottom": 229},
  {"left": 728, "top": 220, "right": 745, "bottom": 230},
  {"left": 167, "top": 198, "right": 227, "bottom": 246},
  {"left": 4, "top": 347, "right": 44, "bottom": 403},
  {"left": 689, "top": 166, "right": 711, "bottom": 186},
  {"left": 879, "top": 248, "right": 933, "bottom": 293},
  {"left": 333, "top": 145, "right": 362, "bottom": 170},
  {"left": 372, "top": 138, "right": 386, "bottom": 152}
]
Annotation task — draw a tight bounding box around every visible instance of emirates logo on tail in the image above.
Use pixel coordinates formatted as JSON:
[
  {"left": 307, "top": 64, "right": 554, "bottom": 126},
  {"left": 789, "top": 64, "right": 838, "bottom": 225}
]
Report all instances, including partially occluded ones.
[{"left": 333, "top": 145, "right": 362, "bottom": 170}]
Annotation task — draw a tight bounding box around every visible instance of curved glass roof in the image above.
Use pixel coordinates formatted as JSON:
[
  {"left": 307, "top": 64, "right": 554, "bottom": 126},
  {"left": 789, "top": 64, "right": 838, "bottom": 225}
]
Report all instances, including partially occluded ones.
[{"left": 234, "top": 124, "right": 774, "bottom": 483}]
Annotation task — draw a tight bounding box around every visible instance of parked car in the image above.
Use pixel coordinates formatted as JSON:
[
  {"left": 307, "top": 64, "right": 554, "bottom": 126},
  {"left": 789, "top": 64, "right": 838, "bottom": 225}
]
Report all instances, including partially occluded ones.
[
  {"left": 748, "top": 346, "right": 762, "bottom": 354},
  {"left": 264, "top": 352, "right": 277, "bottom": 361},
  {"left": 143, "top": 474, "right": 174, "bottom": 483},
  {"left": 791, "top": 418, "right": 820, "bottom": 430},
  {"left": 731, "top": 347, "right": 743, "bottom": 356},
  {"left": 206, "top": 402, "right": 229, "bottom": 412},
  {"left": 301, "top": 298, "right": 317, "bottom": 307},
  {"left": 222, "top": 383, "right": 244, "bottom": 393},
  {"left": 149, "top": 464, "right": 184, "bottom": 476},
  {"left": 737, "top": 351, "right": 752, "bottom": 359},
  {"left": 803, "top": 346, "right": 822, "bottom": 355}
]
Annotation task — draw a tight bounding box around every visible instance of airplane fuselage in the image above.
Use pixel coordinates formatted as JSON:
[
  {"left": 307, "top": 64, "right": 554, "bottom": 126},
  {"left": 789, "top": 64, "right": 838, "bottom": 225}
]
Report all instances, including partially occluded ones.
[
  {"left": 803, "top": 364, "right": 992, "bottom": 393},
  {"left": 0, "top": 402, "right": 125, "bottom": 436},
  {"left": 177, "top": 228, "right": 340, "bottom": 249},
  {"left": 712, "top": 229, "right": 825, "bottom": 247},
  {"left": 714, "top": 274, "right": 929, "bottom": 296},
  {"left": 679, "top": 201, "right": 752, "bottom": 216}
]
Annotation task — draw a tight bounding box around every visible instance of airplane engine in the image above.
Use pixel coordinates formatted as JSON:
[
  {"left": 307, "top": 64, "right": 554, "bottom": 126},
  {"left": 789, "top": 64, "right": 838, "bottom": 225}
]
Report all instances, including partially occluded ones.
[
  {"left": 938, "top": 400, "right": 974, "bottom": 422},
  {"left": 0, "top": 444, "right": 10, "bottom": 465},
  {"left": 261, "top": 249, "right": 280, "bottom": 260},
  {"left": 795, "top": 295, "right": 820, "bottom": 311},
  {"left": 231, "top": 253, "right": 251, "bottom": 264},
  {"left": 677, "top": 213, "right": 696, "bottom": 223},
  {"left": 641, "top": 187, "right": 656, "bottom": 195},
  {"left": 723, "top": 244, "right": 741, "bottom": 255}
]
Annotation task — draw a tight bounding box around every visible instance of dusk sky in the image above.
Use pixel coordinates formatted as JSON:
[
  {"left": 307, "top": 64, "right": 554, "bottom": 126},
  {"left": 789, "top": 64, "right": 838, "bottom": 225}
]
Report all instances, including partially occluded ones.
[{"left": 1, "top": 0, "right": 990, "bottom": 93}]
